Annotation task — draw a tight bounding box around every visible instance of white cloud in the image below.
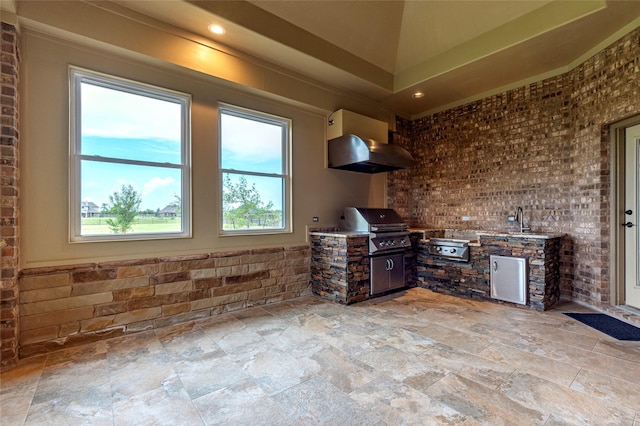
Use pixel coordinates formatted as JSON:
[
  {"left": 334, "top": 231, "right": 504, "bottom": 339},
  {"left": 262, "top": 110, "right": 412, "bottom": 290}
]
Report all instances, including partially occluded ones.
[
  {"left": 221, "top": 113, "right": 282, "bottom": 167},
  {"left": 143, "top": 176, "right": 175, "bottom": 197},
  {"left": 81, "top": 83, "right": 182, "bottom": 140}
]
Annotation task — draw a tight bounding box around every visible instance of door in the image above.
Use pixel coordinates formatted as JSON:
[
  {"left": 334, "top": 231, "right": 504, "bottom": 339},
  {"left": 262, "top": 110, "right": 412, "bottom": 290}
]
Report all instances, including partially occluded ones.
[
  {"left": 370, "top": 253, "right": 405, "bottom": 294},
  {"left": 624, "top": 124, "right": 640, "bottom": 309},
  {"left": 490, "top": 255, "right": 527, "bottom": 305},
  {"left": 370, "top": 256, "right": 389, "bottom": 295},
  {"left": 387, "top": 254, "right": 405, "bottom": 291}
]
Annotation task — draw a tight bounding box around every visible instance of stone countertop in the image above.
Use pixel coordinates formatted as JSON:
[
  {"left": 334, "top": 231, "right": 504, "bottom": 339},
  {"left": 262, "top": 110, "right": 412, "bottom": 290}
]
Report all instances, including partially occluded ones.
[
  {"left": 310, "top": 228, "right": 564, "bottom": 240},
  {"left": 308, "top": 230, "right": 370, "bottom": 238},
  {"left": 408, "top": 228, "right": 563, "bottom": 241},
  {"left": 476, "top": 231, "right": 564, "bottom": 240}
]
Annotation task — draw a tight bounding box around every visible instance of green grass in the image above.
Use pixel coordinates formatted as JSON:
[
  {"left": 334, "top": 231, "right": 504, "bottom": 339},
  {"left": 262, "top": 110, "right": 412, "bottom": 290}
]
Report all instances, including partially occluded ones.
[{"left": 81, "top": 216, "right": 182, "bottom": 234}]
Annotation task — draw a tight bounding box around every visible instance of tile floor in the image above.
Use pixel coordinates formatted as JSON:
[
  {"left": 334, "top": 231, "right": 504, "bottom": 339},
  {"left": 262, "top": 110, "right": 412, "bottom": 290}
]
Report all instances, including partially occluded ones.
[{"left": 2, "top": 287, "right": 640, "bottom": 425}]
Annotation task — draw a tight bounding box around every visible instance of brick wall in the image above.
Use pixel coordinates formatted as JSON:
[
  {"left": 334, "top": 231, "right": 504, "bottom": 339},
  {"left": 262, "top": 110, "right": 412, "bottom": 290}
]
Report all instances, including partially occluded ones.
[
  {"left": 389, "top": 27, "right": 640, "bottom": 308},
  {"left": 388, "top": 116, "right": 413, "bottom": 221},
  {"left": 1, "top": 22, "right": 20, "bottom": 370},
  {"left": 17, "top": 246, "right": 310, "bottom": 358}
]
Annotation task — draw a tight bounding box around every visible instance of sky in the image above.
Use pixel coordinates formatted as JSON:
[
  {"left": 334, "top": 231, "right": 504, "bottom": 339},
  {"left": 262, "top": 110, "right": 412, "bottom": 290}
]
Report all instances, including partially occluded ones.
[
  {"left": 220, "top": 112, "right": 285, "bottom": 211},
  {"left": 80, "top": 82, "right": 285, "bottom": 212}
]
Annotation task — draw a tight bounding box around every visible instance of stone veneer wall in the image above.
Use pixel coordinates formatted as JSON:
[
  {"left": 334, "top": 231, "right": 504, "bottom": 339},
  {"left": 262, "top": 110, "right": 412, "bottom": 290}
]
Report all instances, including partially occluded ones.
[
  {"left": 310, "top": 234, "right": 370, "bottom": 304},
  {"left": 389, "top": 27, "right": 640, "bottom": 308},
  {"left": 310, "top": 232, "right": 419, "bottom": 304},
  {"left": 1, "top": 22, "right": 20, "bottom": 370},
  {"left": 416, "top": 235, "right": 561, "bottom": 311},
  {"left": 17, "top": 246, "right": 309, "bottom": 358},
  {"left": 416, "top": 245, "right": 488, "bottom": 300},
  {"left": 478, "top": 235, "right": 561, "bottom": 311}
]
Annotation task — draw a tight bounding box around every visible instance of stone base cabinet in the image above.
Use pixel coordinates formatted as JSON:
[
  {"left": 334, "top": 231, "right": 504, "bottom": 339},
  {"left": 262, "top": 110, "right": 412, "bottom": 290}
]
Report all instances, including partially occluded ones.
[
  {"left": 309, "top": 230, "right": 418, "bottom": 304},
  {"left": 416, "top": 233, "right": 561, "bottom": 311},
  {"left": 309, "top": 232, "right": 370, "bottom": 304}
]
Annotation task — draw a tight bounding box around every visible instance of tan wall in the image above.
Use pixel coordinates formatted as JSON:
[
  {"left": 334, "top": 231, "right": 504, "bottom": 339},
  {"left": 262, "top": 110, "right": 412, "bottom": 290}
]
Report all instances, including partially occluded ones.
[
  {"left": 11, "top": 3, "right": 394, "bottom": 364},
  {"left": 20, "top": 30, "right": 383, "bottom": 268}
]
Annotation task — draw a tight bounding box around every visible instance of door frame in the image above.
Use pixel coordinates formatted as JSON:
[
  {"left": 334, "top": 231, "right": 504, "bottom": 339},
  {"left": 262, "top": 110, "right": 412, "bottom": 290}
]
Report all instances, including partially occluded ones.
[{"left": 610, "top": 115, "right": 640, "bottom": 306}]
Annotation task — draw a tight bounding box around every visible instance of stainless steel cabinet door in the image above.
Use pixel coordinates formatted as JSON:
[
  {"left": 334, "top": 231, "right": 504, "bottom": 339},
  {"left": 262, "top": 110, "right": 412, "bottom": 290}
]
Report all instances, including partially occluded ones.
[
  {"left": 370, "top": 256, "right": 390, "bottom": 295},
  {"left": 387, "top": 254, "right": 405, "bottom": 291},
  {"left": 490, "top": 255, "right": 527, "bottom": 305},
  {"left": 370, "top": 253, "right": 405, "bottom": 295}
]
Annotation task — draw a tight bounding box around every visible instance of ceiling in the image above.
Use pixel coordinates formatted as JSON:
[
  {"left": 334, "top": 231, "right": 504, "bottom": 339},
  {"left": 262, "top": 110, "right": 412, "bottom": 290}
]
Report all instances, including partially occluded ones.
[{"left": 16, "top": 1, "right": 640, "bottom": 117}]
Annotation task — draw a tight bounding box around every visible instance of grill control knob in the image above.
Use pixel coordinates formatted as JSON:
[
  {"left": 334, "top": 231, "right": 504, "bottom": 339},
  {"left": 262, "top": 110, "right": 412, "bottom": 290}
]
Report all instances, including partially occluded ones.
[
  {"left": 450, "top": 248, "right": 457, "bottom": 253},
  {"left": 436, "top": 247, "right": 442, "bottom": 252}
]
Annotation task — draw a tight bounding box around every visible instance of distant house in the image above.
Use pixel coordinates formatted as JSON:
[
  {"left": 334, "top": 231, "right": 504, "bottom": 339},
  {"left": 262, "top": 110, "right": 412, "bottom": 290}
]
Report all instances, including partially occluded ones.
[
  {"left": 81, "top": 201, "right": 100, "bottom": 217},
  {"left": 158, "top": 205, "right": 179, "bottom": 217}
]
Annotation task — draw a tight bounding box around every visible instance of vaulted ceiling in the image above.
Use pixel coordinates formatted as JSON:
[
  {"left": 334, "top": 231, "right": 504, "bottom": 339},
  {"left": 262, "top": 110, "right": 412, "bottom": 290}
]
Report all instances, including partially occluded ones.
[{"left": 12, "top": 0, "right": 640, "bottom": 117}]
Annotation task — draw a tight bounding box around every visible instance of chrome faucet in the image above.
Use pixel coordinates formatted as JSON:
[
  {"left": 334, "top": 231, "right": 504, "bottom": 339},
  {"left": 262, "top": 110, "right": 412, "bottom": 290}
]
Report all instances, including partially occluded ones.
[{"left": 515, "top": 207, "right": 530, "bottom": 233}]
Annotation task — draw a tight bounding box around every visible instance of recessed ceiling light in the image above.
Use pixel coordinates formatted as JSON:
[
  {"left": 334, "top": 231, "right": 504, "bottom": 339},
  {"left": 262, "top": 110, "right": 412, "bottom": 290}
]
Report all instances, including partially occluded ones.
[
  {"left": 412, "top": 91, "right": 425, "bottom": 99},
  {"left": 208, "top": 24, "right": 226, "bottom": 35}
]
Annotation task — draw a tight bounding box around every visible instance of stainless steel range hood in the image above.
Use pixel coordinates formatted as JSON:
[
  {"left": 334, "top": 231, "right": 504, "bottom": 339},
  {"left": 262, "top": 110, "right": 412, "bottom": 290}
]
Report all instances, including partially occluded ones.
[{"left": 328, "top": 134, "right": 414, "bottom": 174}]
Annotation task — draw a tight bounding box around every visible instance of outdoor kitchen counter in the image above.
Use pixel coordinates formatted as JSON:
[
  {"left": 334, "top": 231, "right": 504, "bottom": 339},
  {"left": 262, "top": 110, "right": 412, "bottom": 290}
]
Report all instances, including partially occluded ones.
[
  {"left": 408, "top": 228, "right": 563, "bottom": 243},
  {"left": 309, "top": 231, "right": 371, "bottom": 304},
  {"left": 413, "top": 229, "right": 563, "bottom": 311},
  {"left": 309, "top": 229, "right": 562, "bottom": 308},
  {"left": 308, "top": 230, "right": 370, "bottom": 238}
]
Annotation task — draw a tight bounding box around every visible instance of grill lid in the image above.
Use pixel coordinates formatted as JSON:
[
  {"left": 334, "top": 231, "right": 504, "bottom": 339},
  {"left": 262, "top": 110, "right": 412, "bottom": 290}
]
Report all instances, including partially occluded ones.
[{"left": 342, "top": 207, "right": 407, "bottom": 232}]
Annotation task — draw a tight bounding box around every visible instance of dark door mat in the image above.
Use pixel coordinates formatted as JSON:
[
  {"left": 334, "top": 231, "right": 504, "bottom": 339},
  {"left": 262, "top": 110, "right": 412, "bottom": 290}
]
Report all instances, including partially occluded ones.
[{"left": 564, "top": 313, "right": 640, "bottom": 341}]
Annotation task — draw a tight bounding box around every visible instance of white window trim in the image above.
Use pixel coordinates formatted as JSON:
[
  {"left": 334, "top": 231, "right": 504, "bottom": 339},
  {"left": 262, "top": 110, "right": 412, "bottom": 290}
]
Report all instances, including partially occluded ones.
[
  {"left": 69, "top": 66, "right": 192, "bottom": 242},
  {"left": 218, "top": 102, "right": 292, "bottom": 236}
]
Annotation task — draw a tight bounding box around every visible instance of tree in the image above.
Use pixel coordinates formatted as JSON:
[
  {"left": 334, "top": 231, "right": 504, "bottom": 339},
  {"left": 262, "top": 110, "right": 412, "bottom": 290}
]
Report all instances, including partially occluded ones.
[
  {"left": 223, "top": 175, "right": 275, "bottom": 229},
  {"left": 168, "top": 193, "right": 181, "bottom": 216},
  {"left": 106, "top": 184, "right": 142, "bottom": 233}
]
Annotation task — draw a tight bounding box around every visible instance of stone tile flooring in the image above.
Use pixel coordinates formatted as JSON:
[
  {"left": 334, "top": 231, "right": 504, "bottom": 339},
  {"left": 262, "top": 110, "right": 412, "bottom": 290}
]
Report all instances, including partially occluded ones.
[{"left": 2, "top": 287, "right": 640, "bottom": 425}]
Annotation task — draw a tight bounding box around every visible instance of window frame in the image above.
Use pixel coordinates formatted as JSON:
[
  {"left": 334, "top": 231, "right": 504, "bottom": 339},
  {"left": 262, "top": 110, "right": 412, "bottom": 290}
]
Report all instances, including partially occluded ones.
[
  {"left": 218, "top": 103, "right": 292, "bottom": 236},
  {"left": 69, "top": 66, "right": 192, "bottom": 242}
]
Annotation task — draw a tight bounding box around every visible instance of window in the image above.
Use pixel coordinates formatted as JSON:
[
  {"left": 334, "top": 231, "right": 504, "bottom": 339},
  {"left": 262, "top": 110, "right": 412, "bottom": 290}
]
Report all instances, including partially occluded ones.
[
  {"left": 69, "top": 67, "right": 191, "bottom": 242},
  {"left": 219, "top": 103, "right": 291, "bottom": 234}
]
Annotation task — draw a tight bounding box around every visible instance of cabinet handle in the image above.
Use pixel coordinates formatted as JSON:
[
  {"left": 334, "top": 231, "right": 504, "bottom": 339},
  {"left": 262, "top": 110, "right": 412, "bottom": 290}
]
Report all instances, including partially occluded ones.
[
  {"left": 493, "top": 261, "right": 498, "bottom": 272},
  {"left": 389, "top": 259, "right": 394, "bottom": 270}
]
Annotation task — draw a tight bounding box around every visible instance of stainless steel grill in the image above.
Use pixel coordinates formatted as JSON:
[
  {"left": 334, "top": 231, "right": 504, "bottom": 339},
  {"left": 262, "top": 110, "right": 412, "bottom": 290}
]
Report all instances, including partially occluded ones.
[
  {"left": 341, "top": 207, "right": 411, "bottom": 255},
  {"left": 341, "top": 207, "right": 410, "bottom": 295},
  {"left": 428, "top": 238, "right": 470, "bottom": 262}
]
